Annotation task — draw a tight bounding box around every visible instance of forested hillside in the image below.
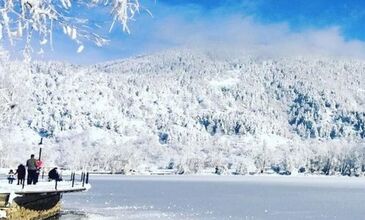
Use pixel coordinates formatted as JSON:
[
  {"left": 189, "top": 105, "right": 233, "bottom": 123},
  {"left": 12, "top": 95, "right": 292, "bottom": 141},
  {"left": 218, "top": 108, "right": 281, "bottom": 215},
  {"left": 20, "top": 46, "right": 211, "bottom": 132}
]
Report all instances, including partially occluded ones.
[{"left": 0, "top": 50, "right": 364, "bottom": 175}]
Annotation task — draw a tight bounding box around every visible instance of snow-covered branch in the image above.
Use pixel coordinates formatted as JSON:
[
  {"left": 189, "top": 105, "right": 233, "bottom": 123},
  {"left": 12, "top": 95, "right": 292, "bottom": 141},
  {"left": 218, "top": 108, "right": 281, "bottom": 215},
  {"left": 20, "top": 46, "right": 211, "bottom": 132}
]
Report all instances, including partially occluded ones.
[{"left": 0, "top": 0, "right": 141, "bottom": 54}]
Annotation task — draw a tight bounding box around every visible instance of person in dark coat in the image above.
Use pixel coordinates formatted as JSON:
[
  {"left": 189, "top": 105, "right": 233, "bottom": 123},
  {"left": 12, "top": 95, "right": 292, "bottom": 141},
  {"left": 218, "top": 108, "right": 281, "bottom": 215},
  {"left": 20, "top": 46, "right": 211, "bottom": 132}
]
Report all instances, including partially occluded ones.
[
  {"left": 26, "top": 154, "right": 37, "bottom": 185},
  {"left": 48, "top": 167, "right": 62, "bottom": 181},
  {"left": 16, "top": 164, "right": 26, "bottom": 185}
]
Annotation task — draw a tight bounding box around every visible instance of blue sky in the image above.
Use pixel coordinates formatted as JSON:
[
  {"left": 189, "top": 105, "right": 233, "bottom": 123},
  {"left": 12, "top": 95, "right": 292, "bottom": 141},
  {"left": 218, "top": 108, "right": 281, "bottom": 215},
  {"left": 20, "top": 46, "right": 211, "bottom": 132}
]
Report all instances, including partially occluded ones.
[{"left": 30, "top": 0, "right": 365, "bottom": 63}]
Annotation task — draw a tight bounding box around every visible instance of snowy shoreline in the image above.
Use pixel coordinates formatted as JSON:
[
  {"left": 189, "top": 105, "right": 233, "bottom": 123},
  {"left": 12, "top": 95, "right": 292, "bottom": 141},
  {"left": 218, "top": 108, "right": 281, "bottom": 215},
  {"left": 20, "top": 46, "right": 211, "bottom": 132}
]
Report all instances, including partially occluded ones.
[
  {"left": 2, "top": 167, "right": 365, "bottom": 178},
  {"left": 84, "top": 174, "right": 365, "bottom": 190}
]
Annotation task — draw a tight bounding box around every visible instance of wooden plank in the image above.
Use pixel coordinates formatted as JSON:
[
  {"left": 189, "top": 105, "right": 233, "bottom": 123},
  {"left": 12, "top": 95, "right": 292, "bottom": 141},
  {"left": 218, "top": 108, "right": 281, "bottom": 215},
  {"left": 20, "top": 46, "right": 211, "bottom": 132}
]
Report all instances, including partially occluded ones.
[{"left": 14, "top": 187, "right": 87, "bottom": 195}]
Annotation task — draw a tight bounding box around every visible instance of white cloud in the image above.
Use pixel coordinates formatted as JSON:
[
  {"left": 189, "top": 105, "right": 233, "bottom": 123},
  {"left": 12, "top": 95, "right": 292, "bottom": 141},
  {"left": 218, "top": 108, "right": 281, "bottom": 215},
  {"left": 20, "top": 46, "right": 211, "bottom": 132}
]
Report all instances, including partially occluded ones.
[
  {"left": 22, "top": 4, "right": 365, "bottom": 63},
  {"left": 151, "top": 15, "right": 365, "bottom": 59}
]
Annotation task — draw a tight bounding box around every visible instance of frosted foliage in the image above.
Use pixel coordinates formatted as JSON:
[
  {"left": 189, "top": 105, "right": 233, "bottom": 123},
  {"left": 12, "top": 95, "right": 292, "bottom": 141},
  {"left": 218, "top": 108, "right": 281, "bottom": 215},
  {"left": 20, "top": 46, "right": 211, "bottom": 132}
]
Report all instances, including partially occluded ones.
[
  {"left": 0, "top": 0, "right": 140, "bottom": 53},
  {"left": 0, "top": 49, "right": 365, "bottom": 175}
]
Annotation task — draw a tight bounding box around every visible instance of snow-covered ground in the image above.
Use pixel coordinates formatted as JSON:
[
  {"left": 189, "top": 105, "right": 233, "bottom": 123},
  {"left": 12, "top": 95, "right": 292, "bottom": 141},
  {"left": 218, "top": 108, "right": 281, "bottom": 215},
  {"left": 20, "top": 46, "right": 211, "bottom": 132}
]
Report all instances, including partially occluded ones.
[
  {"left": 0, "top": 180, "right": 89, "bottom": 194},
  {"left": 59, "top": 175, "right": 365, "bottom": 220}
]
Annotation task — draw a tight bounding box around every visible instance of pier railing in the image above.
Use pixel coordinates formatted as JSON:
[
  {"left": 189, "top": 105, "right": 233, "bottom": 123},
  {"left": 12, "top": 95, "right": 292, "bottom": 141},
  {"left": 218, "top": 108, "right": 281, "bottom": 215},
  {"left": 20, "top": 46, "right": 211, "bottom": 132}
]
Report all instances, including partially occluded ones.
[
  {"left": 55, "top": 172, "right": 90, "bottom": 190},
  {"left": 19, "top": 171, "right": 90, "bottom": 191},
  {"left": 67, "top": 172, "right": 89, "bottom": 189}
]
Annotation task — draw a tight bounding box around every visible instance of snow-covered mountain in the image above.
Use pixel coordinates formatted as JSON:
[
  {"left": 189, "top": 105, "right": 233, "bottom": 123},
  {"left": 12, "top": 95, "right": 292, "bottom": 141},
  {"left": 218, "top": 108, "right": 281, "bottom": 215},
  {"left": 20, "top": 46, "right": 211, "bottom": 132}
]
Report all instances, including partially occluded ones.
[{"left": 0, "top": 49, "right": 364, "bottom": 175}]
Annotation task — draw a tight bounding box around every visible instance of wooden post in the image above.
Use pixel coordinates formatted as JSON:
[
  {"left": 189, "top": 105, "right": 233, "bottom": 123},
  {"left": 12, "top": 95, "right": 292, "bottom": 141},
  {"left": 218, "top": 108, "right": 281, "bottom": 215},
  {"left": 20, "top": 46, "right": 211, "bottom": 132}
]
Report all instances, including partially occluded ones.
[
  {"left": 86, "top": 172, "right": 89, "bottom": 184},
  {"left": 82, "top": 174, "right": 85, "bottom": 187},
  {"left": 38, "top": 147, "right": 42, "bottom": 161},
  {"left": 80, "top": 172, "right": 84, "bottom": 182},
  {"left": 55, "top": 179, "right": 58, "bottom": 190},
  {"left": 72, "top": 173, "right": 75, "bottom": 187}
]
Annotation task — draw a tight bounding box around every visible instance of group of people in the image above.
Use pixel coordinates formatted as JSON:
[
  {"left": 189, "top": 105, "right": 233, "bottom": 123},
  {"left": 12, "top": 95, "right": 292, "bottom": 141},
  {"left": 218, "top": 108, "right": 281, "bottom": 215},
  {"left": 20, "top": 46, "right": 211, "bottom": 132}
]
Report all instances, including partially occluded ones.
[
  {"left": 7, "top": 164, "right": 26, "bottom": 185},
  {"left": 7, "top": 154, "right": 62, "bottom": 185}
]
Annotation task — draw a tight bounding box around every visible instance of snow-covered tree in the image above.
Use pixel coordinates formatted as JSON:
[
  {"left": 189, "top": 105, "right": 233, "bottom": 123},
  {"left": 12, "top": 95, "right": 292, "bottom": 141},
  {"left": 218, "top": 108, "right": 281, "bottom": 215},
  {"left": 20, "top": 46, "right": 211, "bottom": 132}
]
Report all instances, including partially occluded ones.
[
  {"left": 0, "top": 0, "right": 142, "bottom": 56},
  {"left": 1, "top": 49, "right": 365, "bottom": 175}
]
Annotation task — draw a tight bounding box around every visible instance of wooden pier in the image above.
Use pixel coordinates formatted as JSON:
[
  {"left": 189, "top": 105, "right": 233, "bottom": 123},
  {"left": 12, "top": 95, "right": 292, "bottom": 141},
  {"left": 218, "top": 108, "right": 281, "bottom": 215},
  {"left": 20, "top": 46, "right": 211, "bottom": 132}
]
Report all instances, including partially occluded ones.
[{"left": 0, "top": 173, "right": 90, "bottom": 220}]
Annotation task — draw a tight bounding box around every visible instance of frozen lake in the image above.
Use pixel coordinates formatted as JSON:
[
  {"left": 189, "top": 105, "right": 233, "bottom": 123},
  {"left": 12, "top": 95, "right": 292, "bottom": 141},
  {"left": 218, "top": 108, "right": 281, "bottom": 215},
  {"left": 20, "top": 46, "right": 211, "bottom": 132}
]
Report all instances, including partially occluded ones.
[{"left": 57, "top": 175, "right": 365, "bottom": 220}]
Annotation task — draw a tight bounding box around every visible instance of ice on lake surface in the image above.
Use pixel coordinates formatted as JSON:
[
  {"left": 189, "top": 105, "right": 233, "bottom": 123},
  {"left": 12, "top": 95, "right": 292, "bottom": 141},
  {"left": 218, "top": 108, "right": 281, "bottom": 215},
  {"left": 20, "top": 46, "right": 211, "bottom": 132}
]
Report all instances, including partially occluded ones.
[{"left": 57, "top": 175, "right": 365, "bottom": 220}]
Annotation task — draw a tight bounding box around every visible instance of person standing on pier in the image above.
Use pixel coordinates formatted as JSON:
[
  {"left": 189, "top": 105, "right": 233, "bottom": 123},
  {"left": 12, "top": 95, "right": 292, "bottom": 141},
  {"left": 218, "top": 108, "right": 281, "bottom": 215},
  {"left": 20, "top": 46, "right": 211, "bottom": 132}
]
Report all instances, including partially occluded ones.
[
  {"left": 34, "top": 159, "right": 43, "bottom": 184},
  {"left": 16, "top": 164, "right": 26, "bottom": 185},
  {"left": 26, "top": 154, "right": 37, "bottom": 185}
]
